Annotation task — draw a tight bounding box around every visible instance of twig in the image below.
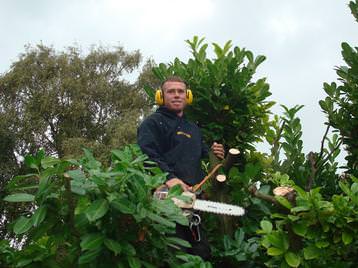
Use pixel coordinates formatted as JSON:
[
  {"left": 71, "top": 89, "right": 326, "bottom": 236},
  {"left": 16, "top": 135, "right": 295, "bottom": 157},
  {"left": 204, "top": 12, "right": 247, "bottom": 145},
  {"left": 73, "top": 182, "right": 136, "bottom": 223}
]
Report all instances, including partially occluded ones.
[
  {"left": 317, "top": 124, "right": 330, "bottom": 163},
  {"left": 316, "top": 140, "right": 343, "bottom": 173},
  {"left": 271, "top": 121, "right": 286, "bottom": 160}
]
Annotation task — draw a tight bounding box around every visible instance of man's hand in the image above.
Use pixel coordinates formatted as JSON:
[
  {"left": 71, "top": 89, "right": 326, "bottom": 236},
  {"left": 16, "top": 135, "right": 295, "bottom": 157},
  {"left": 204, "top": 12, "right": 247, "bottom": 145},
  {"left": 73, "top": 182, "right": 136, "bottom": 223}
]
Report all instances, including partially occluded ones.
[
  {"left": 166, "top": 178, "right": 192, "bottom": 191},
  {"left": 211, "top": 142, "right": 225, "bottom": 159}
]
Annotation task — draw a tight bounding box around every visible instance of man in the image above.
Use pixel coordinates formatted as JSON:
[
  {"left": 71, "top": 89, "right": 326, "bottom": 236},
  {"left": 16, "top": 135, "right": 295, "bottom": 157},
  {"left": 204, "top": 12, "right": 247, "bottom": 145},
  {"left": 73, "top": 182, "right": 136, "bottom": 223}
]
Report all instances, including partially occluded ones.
[{"left": 137, "top": 76, "right": 224, "bottom": 260}]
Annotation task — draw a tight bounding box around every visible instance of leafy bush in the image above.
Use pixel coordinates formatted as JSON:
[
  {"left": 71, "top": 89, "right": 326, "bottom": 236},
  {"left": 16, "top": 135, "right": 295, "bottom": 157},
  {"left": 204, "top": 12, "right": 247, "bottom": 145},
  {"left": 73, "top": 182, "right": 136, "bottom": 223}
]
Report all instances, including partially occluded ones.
[{"left": 1, "top": 145, "right": 214, "bottom": 267}]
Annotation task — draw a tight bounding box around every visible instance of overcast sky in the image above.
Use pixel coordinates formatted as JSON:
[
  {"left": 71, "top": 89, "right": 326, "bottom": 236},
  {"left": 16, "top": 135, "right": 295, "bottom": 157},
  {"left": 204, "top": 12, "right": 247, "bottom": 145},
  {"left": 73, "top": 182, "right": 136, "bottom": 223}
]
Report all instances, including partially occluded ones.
[{"left": 1, "top": 0, "right": 358, "bottom": 160}]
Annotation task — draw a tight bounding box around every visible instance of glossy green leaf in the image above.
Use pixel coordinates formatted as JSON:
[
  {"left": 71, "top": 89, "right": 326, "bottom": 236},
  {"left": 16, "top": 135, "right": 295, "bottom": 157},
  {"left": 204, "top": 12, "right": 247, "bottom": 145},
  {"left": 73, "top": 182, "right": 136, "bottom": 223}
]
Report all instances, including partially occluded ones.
[
  {"left": 41, "top": 156, "right": 60, "bottom": 168},
  {"left": 4, "top": 193, "right": 35, "bottom": 202},
  {"left": 267, "top": 247, "right": 284, "bottom": 256},
  {"left": 127, "top": 256, "right": 141, "bottom": 268},
  {"left": 166, "top": 237, "right": 191, "bottom": 248},
  {"left": 66, "top": 169, "right": 86, "bottom": 180},
  {"left": 80, "top": 233, "right": 104, "bottom": 251},
  {"left": 292, "top": 222, "right": 307, "bottom": 237},
  {"left": 260, "top": 220, "right": 273, "bottom": 234},
  {"left": 284, "top": 251, "right": 300, "bottom": 267},
  {"left": 14, "top": 216, "right": 32, "bottom": 234},
  {"left": 24, "top": 155, "right": 39, "bottom": 169},
  {"left": 78, "top": 248, "right": 101, "bottom": 264},
  {"left": 267, "top": 232, "right": 289, "bottom": 251},
  {"left": 85, "top": 199, "right": 109, "bottom": 222},
  {"left": 275, "top": 196, "right": 292, "bottom": 209},
  {"left": 104, "top": 239, "right": 122, "bottom": 255},
  {"left": 32, "top": 206, "right": 47, "bottom": 227},
  {"left": 147, "top": 212, "right": 175, "bottom": 228},
  {"left": 111, "top": 198, "right": 135, "bottom": 214},
  {"left": 303, "top": 245, "right": 320, "bottom": 260},
  {"left": 342, "top": 231, "right": 353, "bottom": 245},
  {"left": 122, "top": 242, "right": 136, "bottom": 256}
]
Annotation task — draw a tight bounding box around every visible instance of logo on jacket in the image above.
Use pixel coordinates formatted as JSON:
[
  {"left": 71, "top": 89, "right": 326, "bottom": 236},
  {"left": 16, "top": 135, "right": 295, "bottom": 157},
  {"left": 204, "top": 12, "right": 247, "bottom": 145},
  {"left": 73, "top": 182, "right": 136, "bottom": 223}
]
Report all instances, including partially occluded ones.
[{"left": 176, "top": 131, "right": 192, "bottom": 138}]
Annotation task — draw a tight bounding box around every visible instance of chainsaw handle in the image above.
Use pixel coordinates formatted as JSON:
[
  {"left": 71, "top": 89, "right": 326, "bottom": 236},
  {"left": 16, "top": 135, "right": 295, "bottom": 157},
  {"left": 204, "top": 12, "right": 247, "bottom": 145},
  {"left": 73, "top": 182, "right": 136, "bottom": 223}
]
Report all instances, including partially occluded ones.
[{"left": 192, "top": 163, "right": 223, "bottom": 192}]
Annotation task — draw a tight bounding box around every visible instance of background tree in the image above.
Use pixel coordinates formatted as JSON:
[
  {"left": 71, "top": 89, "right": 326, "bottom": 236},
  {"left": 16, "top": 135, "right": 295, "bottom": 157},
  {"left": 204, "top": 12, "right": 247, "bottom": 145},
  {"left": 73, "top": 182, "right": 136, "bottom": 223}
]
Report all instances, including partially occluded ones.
[
  {"left": 0, "top": 114, "right": 19, "bottom": 240},
  {"left": 0, "top": 44, "right": 150, "bottom": 161}
]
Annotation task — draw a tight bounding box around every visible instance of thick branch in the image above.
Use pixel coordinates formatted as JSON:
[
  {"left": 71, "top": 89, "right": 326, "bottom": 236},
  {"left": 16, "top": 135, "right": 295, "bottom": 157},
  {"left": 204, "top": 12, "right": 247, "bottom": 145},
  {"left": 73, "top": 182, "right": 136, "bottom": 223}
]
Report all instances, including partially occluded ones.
[
  {"left": 222, "top": 148, "right": 240, "bottom": 173},
  {"left": 248, "top": 185, "right": 279, "bottom": 205},
  {"left": 305, "top": 152, "right": 317, "bottom": 192}
]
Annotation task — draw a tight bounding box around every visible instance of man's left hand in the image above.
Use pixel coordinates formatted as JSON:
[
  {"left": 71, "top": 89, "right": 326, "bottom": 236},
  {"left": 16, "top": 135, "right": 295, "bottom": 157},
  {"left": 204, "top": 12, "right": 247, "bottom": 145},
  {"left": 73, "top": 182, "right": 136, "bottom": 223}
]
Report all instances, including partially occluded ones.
[{"left": 211, "top": 142, "right": 225, "bottom": 159}]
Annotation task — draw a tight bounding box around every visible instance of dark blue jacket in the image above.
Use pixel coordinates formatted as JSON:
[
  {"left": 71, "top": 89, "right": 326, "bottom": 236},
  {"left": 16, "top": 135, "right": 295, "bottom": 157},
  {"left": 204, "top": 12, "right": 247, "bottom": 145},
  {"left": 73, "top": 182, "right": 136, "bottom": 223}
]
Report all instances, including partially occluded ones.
[{"left": 137, "top": 107, "right": 208, "bottom": 186}]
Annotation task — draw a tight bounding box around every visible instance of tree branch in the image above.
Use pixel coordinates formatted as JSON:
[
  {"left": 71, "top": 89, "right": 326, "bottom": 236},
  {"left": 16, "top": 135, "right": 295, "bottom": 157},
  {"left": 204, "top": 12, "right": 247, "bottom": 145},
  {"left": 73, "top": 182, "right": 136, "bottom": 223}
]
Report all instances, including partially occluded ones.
[
  {"left": 317, "top": 124, "right": 330, "bottom": 163},
  {"left": 305, "top": 152, "right": 317, "bottom": 192}
]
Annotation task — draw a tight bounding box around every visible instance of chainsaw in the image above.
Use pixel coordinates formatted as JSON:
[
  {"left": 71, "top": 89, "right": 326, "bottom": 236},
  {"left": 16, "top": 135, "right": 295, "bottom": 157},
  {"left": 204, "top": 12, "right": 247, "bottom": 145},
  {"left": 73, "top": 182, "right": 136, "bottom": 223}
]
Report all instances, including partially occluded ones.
[{"left": 154, "top": 185, "right": 245, "bottom": 217}]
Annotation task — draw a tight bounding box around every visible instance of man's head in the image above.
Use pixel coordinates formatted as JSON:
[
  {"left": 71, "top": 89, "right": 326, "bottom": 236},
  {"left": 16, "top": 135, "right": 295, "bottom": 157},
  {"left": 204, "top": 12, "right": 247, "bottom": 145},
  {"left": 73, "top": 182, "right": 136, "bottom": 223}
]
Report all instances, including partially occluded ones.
[{"left": 161, "top": 76, "right": 188, "bottom": 116}]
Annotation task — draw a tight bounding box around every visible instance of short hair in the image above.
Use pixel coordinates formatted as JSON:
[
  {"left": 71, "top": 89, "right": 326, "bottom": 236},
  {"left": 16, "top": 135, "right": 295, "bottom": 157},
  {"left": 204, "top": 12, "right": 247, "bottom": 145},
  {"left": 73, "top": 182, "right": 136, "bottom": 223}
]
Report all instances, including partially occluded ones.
[{"left": 161, "top": 76, "right": 187, "bottom": 90}]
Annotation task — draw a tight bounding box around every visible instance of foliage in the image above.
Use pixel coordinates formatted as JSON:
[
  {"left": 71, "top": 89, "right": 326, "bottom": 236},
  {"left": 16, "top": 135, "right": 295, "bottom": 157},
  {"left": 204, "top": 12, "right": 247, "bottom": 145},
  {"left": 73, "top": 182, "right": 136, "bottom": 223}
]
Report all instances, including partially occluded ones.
[
  {"left": 258, "top": 179, "right": 358, "bottom": 267},
  {"left": 145, "top": 36, "right": 275, "bottom": 151},
  {"left": 0, "top": 43, "right": 153, "bottom": 241},
  {"left": 0, "top": 145, "right": 214, "bottom": 267},
  {"left": 2, "top": 1, "right": 358, "bottom": 265},
  {"left": 0, "top": 44, "right": 150, "bottom": 160},
  {"left": 319, "top": 1, "right": 358, "bottom": 177}
]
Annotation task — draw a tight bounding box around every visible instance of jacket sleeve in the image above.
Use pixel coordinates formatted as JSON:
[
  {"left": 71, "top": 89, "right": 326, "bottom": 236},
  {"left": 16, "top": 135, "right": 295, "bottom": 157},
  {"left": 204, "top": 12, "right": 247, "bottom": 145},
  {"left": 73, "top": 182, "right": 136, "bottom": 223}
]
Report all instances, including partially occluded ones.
[{"left": 137, "top": 118, "right": 177, "bottom": 180}]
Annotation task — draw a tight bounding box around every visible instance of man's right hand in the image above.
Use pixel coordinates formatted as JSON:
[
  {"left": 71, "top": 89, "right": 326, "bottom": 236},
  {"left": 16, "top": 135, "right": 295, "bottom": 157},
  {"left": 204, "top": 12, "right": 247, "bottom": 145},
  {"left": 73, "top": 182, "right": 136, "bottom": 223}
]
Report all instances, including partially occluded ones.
[{"left": 165, "top": 178, "right": 191, "bottom": 191}]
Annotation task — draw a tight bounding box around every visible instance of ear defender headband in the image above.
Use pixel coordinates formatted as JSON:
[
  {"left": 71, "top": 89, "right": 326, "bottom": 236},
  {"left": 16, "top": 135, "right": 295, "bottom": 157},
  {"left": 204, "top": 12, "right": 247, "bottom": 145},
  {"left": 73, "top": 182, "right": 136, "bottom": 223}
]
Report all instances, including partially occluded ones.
[{"left": 155, "top": 88, "right": 193, "bottom": 106}]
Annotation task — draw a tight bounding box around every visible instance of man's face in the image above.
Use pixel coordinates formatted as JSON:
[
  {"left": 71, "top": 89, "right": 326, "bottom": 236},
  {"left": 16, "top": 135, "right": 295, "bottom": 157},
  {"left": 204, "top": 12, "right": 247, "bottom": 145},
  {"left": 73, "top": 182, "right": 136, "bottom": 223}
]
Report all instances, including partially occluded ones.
[{"left": 162, "top": 81, "right": 187, "bottom": 113}]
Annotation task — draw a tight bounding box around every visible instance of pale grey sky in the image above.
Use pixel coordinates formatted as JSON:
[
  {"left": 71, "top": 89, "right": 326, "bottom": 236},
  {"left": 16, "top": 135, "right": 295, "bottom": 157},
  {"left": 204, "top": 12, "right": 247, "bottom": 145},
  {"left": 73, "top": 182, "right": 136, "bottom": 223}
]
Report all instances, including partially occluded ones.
[{"left": 1, "top": 0, "right": 357, "bottom": 160}]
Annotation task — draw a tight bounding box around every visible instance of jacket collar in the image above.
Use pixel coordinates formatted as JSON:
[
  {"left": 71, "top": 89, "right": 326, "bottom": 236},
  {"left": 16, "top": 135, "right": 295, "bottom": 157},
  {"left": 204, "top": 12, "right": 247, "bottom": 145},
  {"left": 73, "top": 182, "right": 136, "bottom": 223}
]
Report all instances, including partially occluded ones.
[{"left": 157, "top": 106, "right": 185, "bottom": 119}]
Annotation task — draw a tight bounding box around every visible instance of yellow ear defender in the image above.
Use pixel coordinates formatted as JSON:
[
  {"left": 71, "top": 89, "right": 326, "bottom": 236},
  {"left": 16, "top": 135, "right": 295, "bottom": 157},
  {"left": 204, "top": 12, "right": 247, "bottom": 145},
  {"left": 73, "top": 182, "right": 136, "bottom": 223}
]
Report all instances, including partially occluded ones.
[
  {"left": 155, "top": 88, "right": 193, "bottom": 105},
  {"left": 155, "top": 89, "right": 164, "bottom": 106}
]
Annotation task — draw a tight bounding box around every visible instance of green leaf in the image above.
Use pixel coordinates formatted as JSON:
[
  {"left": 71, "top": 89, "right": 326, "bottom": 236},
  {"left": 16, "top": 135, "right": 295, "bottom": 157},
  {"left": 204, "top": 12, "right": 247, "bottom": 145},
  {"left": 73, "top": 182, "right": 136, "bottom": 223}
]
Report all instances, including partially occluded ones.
[
  {"left": 122, "top": 242, "right": 136, "bottom": 256},
  {"left": 32, "top": 206, "right": 47, "bottom": 227},
  {"left": 166, "top": 237, "right": 191, "bottom": 248},
  {"left": 4, "top": 193, "right": 35, "bottom": 202},
  {"left": 260, "top": 220, "right": 273, "bottom": 234},
  {"left": 267, "top": 247, "right": 284, "bottom": 256},
  {"left": 351, "top": 182, "right": 358, "bottom": 194},
  {"left": 315, "top": 240, "right": 329, "bottom": 248},
  {"left": 292, "top": 222, "right": 307, "bottom": 237},
  {"left": 128, "top": 256, "right": 141, "bottom": 268},
  {"left": 284, "top": 252, "right": 300, "bottom": 267},
  {"left": 275, "top": 196, "right": 292, "bottom": 209},
  {"left": 70, "top": 181, "right": 86, "bottom": 195},
  {"left": 85, "top": 199, "right": 109, "bottom": 222},
  {"left": 291, "top": 206, "right": 310, "bottom": 213},
  {"left": 14, "top": 216, "right": 32, "bottom": 234},
  {"left": 168, "top": 184, "right": 182, "bottom": 197},
  {"left": 41, "top": 156, "right": 60, "bottom": 168},
  {"left": 147, "top": 212, "right": 175, "bottom": 228},
  {"left": 303, "top": 245, "right": 320, "bottom": 260},
  {"left": 267, "top": 232, "right": 289, "bottom": 251},
  {"left": 80, "top": 233, "right": 105, "bottom": 251},
  {"left": 342, "top": 231, "right": 353, "bottom": 245},
  {"left": 104, "top": 239, "right": 122, "bottom": 255},
  {"left": 25, "top": 155, "right": 39, "bottom": 169},
  {"left": 111, "top": 198, "right": 136, "bottom": 214},
  {"left": 66, "top": 169, "right": 86, "bottom": 180},
  {"left": 78, "top": 248, "right": 101, "bottom": 264}
]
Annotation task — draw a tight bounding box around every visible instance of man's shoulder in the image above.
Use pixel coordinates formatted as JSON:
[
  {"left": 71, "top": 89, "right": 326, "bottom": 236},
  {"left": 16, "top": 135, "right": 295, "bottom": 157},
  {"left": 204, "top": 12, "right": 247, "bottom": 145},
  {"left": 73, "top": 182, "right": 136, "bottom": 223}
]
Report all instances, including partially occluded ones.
[
  {"left": 142, "top": 111, "right": 163, "bottom": 123},
  {"left": 139, "top": 112, "right": 165, "bottom": 129}
]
